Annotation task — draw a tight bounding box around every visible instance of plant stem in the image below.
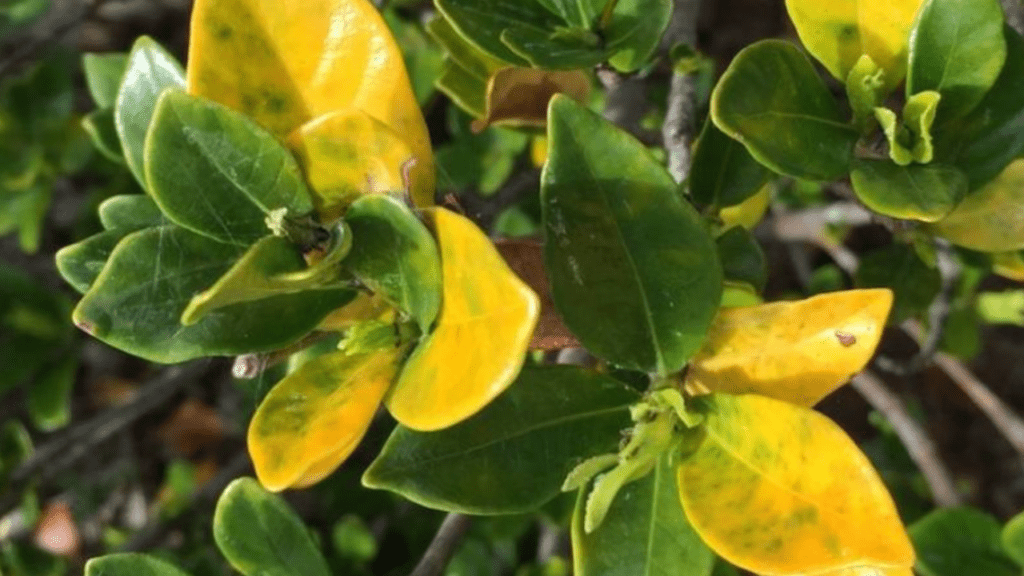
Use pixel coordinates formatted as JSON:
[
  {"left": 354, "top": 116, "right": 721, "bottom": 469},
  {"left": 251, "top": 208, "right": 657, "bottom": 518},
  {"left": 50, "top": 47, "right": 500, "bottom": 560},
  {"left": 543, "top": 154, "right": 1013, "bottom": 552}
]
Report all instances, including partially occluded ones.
[
  {"left": 662, "top": 0, "right": 703, "bottom": 183},
  {"left": 408, "top": 513, "right": 472, "bottom": 576}
]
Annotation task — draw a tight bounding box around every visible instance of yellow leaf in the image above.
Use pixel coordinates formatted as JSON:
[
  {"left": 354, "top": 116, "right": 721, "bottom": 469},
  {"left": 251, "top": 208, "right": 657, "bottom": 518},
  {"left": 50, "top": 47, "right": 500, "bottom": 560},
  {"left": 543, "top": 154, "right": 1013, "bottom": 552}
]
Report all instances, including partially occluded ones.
[
  {"left": 686, "top": 289, "right": 892, "bottom": 406},
  {"left": 763, "top": 565, "right": 912, "bottom": 576},
  {"left": 720, "top": 184, "right": 771, "bottom": 230},
  {"left": 316, "top": 293, "right": 393, "bottom": 332},
  {"left": 386, "top": 208, "right": 540, "bottom": 431},
  {"left": 470, "top": 67, "right": 591, "bottom": 132},
  {"left": 678, "top": 394, "right": 914, "bottom": 576},
  {"left": 248, "top": 347, "right": 402, "bottom": 491},
  {"left": 931, "top": 159, "right": 1024, "bottom": 252},
  {"left": 992, "top": 251, "right": 1024, "bottom": 282},
  {"left": 187, "top": 0, "right": 434, "bottom": 206},
  {"left": 289, "top": 111, "right": 416, "bottom": 222},
  {"left": 531, "top": 136, "right": 548, "bottom": 168},
  {"left": 785, "top": 0, "right": 924, "bottom": 90}
]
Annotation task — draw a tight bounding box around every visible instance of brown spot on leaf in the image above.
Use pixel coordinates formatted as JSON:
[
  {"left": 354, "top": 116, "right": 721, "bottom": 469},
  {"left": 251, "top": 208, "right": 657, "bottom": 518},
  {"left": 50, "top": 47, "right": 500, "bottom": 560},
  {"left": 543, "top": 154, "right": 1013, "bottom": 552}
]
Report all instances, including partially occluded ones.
[{"left": 835, "top": 330, "right": 856, "bottom": 347}]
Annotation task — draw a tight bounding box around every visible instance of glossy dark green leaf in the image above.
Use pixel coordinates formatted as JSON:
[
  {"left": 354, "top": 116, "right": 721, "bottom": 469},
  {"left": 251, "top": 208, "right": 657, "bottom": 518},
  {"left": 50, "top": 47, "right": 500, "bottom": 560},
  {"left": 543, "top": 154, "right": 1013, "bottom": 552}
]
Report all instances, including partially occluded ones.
[
  {"left": 82, "top": 52, "right": 128, "bottom": 109},
  {"left": 716, "top": 226, "right": 766, "bottom": 292},
  {"left": 436, "top": 60, "right": 488, "bottom": 118},
  {"left": 427, "top": 15, "right": 507, "bottom": 79},
  {"left": 145, "top": 90, "right": 314, "bottom": 246},
  {"left": 82, "top": 109, "right": 124, "bottom": 163},
  {"left": 434, "top": 0, "right": 551, "bottom": 65},
  {"left": 363, "top": 365, "right": 638, "bottom": 514},
  {"left": 906, "top": 0, "right": 1006, "bottom": 123},
  {"left": 27, "top": 354, "right": 76, "bottom": 432},
  {"left": 55, "top": 230, "right": 133, "bottom": 294},
  {"left": 851, "top": 159, "right": 967, "bottom": 222},
  {"left": 543, "top": 96, "right": 722, "bottom": 374},
  {"left": 951, "top": 26, "right": 1024, "bottom": 189},
  {"left": 213, "top": 477, "right": 331, "bottom": 576},
  {"left": 711, "top": 40, "right": 858, "bottom": 181},
  {"left": 910, "top": 507, "right": 1017, "bottom": 576},
  {"left": 690, "top": 118, "right": 771, "bottom": 209},
  {"left": 572, "top": 456, "right": 714, "bottom": 576},
  {"left": 1002, "top": 510, "right": 1024, "bottom": 567},
  {"left": 856, "top": 243, "right": 940, "bottom": 322},
  {"left": 114, "top": 36, "right": 185, "bottom": 188},
  {"left": 72, "top": 226, "right": 353, "bottom": 364},
  {"left": 603, "top": 0, "right": 673, "bottom": 71},
  {"left": 98, "top": 194, "right": 164, "bottom": 231},
  {"left": 344, "top": 195, "right": 441, "bottom": 331},
  {"left": 85, "top": 553, "right": 192, "bottom": 576},
  {"left": 501, "top": 26, "right": 608, "bottom": 69}
]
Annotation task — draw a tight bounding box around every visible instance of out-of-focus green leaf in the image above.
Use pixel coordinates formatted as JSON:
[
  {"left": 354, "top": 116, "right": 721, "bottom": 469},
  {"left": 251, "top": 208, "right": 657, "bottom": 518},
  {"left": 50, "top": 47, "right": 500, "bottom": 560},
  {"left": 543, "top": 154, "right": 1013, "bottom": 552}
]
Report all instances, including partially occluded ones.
[
  {"left": 855, "top": 243, "right": 940, "bottom": 322},
  {"left": 910, "top": 508, "right": 1018, "bottom": 576},
  {"left": 82, "top": 53, "right": 129, "bottom": 109},
  {"left": 1002, "top": 509, "right": 1024, "bottom": 567},
  {"left": 213, "top": 477, "right": 331, "bottom": 576},
  {"left": 27, "top": 354, "right": 76, "bottom": 431},
  {"left": 716, "top": 226, "right": 767, "bottom": 292},
  {"left": 85, "top": 553, "right": 193, "bottom": 576},
  {"left": 976, "top": 291, "right": 1024, "bottom": 325}
]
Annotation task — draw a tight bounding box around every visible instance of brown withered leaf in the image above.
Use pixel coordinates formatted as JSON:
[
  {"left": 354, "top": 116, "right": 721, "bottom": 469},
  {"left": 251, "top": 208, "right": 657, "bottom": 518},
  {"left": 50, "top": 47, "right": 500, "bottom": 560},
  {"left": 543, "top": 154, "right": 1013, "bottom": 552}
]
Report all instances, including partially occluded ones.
[
  {"left": 471, "top": 68, "right": 591, "bottom": 133},
  {"left": 34, "top": 500, "right": 80, "bottom": 558},
  {"left": 157, "top": 398, "right": 226, "bottom": 456},
  {"left": 496, "top": 238, "right": 579, "bottom": 350}
]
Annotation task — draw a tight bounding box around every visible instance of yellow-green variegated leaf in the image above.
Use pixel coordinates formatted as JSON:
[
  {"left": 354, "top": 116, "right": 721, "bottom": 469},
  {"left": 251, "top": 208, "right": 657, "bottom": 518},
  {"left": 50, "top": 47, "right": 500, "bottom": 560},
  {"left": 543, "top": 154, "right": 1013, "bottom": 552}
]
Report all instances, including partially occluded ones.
[
  {"left": 785, "top": 0, "right": 925, "bottom": 91},
  {"left": 289, "top": 111, "right": 416, "bottom": 221},
  {"left": 930, "top": 159, "right": 1024, "bottom": 252},
  {"left": 248, "top": 347, "right": 402, "bottom": 491},
  {"left": 686, "top": 289, "right": 892, "bottom": 406},
  {"left": 768, "top": 566, "right": 913, "bottom": 576},
  {"left": 187, "top": 0, "right": 434, "bottom": 206},
  {"left": 385, "top": 208, "right": 540, "bottom": 431},
  {"left": 678, "top": 394, "right": 914, "bottom": 576}
]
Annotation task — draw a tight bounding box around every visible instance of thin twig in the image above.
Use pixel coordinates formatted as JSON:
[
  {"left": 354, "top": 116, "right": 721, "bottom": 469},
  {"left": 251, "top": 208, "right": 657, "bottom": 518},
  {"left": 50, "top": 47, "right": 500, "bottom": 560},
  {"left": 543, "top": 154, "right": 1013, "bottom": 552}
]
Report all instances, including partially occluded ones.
[
  {"left": 661, "top": 0, "right": 703, "bottom": 183},
  {"left": 850, "top": 371, "right": 962, "bottom": 507},
  {"left": 0, "top": 361, "right": 212, "bottom": 517},
  {"left": 408, "top": 513, "right": 472, "bottom": 576},
  {"left": 1003, "top": 0, "right": 1024, "bottom": 35}
]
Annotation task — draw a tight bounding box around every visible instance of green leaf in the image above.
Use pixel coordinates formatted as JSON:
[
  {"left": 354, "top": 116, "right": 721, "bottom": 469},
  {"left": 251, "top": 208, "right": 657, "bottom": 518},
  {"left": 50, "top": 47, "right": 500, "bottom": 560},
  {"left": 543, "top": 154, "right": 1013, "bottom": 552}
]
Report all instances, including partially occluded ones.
[
  {"left": 975, "top": 290, "right": 1024, "bottom": 325},
  {"left": 1002, "top": 509, "right": 1024, "bottom": 567},
  {"left": 846, "top": 55, "right": 885, "bottom": 133},
  {"left": 0, "top": 420, "right": 32, "bottom": 481},
  {"left": 72, "top": 226, "right": 354, "bottom": 364},
  {"left": 435, "top": 107, "right": 530, "bottom": 195},
  {"left": 344, "top": 195, "right": 442, "bottom": 331},
  {"left": 98, "top": 194, "right": 164, "bottom": 231},
  {"left": 82, "top": 52, "right": 128, "bottom": 109},
  {"left": 436, "top": 60, "right": 489, "bottom": 118},
  {"left": 145, "top": 90, "right": 314, "bottom": 246},
  {"left": 855, "top": 243, "right": 941, "bottom": 322},
  {"left": 1, "top": 541, "right": 66, "bottom": 576},
  {"left": 603, "top": 0, "right": 673, "bottom": 72},
  {"left": 543, "top": 95, "right": 722, "bottom": 374},
  {"left": 716, "top": 226, "right": 766, "bottom": 292},
  {"left": 55, "top": 229, "right": 133, "bottom": 294},
  {"left": 711, "top": 40, "right": 858, "bottom": 180},
  {"left": 689, "top": 118, "right": 771, "bottom": 209},
  {"left": 950, "top": 26, "right": 1024, "bottom": 189},
  {"left": 82, "top": 109, "right": 124, "bottom": 163},
  {"left": 850, "top": 160, "right": 967, "bottom": 222},
  {"left": 904, "top": 90, "right": 941, "bottom": 163},
  {"left": 427, "top": 15, "right": 506, "bottom": 81},
  {"left": 434, "top": 0, "right": 552, "bottom": 65},
  {"left": 27, "top": 354, "right": 76, "bottom": 432},
  {"left": 332, "top": 515, "right": 378, "bottom": 565},
  {"left": 931, "top": 159, "right": 1024, "bottom": 251},
  {"left": 85, "top": 553, "right": 193, "bottom": 576},
  {"left": 501, "top": 26, "right": 607, "bottom": 69},
  {"left": 213, "top": 478, "right": 331, "bottom": 576},
  {"left": 114, "top": 36, "right": 185, "bottom": 189},
  {"left": 906, "top": 0, "right": 1006, "bottom": 123},
  {"left": 181, "top": 234, "right": 347, "bottom": 325},
  {"left": 363, "top": 365, "right": 638, "bottom": 514},
  {"left": 0, "top": 265, "right": 71, "bottom": 391},
  {"left": 910, "top": 508, "right": 1018, "bottom": 576},
  {"left": 571, "top": 456, "right": 714, "bottom": 576}
]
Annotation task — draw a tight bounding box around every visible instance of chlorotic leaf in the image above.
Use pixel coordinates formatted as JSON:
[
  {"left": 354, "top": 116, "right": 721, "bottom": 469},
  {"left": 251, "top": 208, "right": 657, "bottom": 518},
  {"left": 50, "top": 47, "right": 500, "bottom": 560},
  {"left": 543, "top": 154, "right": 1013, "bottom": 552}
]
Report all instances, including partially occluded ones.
[
  {"left": 686, "top": 289, "right": 893, "bottom": 406},
  {"left": 543, "top": 95, "right": 722, "bottom": 374},
  {"left": 213, "top": 478, "right": 331, "bottom": 576},
  {"left": 572, "top": 456, "right": 714, "bottom": 576},
  {"left": 343, "top": 195, "right": 442, "bottom": 332},
  {"left": 906, "top": 0, "right": 1006, "bottom": 123},
  {"left": 910, "top": 508, "right": 1018, "bottom": 576},
  {"left": 850, "top": 159, "right": 966, "bottom": 222},
  {"left": 364, "top": 365, "right": 637, "bottom": 513},
  {"left": 288, "top": 110, "right": 416, "bottom": 222},
  {"left": 931, "top": 159, "right": 1024, "bottom": 251},
  {"left": 785, "top": 0, "right": 923, "bottom": 90},
  {"left": 114, "top": 36, "right": 185, "bottom": 189},
  {"left": 145, "top": 90, "right": 314, "bottom": 246},
  {"left": 85, "top": 554, "right": 192, "bottom": 576},
  {"left": 187, "top": 0, "right": 434, "bottom": 206},
  {"left": 677, "top": 394, "right": 914, "bottom": 575},
  {"left": 385, "top": 208, "right": 539, "bottom": 431},
  {"left": 711, "top": 40, "right": 858, "bottom": 180},
  {"left": 249, "top": 348, "right": 402, "bottom": 491},
  {"left": 719, "top": 184, "right": 771, "bottom": 230}
]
